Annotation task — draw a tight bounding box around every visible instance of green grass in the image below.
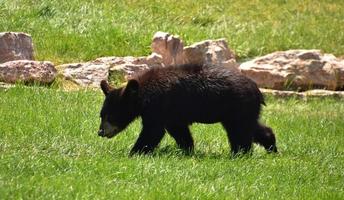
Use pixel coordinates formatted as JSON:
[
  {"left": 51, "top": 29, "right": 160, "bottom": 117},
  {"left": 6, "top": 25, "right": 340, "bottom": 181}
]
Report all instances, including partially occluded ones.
[
  {"left": 0, "top": 86, "right": 343, "bottom": 199},
  {"left": 1, "top": 1, "right": 344, "bottom": 198},
  {"left": 1, "top": 0, "right": 344, "bottom": 64}
]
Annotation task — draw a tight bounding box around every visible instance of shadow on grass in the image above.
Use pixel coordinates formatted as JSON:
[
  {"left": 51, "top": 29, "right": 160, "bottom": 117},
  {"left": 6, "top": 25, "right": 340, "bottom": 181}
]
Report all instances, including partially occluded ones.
[{"left": 128, "top": 145, "right": 274, "bottom": 160}]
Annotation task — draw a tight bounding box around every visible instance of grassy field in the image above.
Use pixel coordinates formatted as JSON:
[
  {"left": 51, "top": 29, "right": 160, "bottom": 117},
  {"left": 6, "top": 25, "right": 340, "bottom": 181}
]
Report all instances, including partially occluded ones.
[
  {"left": 0, "top": 86, "right": 343, "bottom": 199},
  {"left": 1, "top": 0, "right": 344, "bottom": 64},
  {"left": 1, "top": 0, "right": 344, "bottom": 199}
]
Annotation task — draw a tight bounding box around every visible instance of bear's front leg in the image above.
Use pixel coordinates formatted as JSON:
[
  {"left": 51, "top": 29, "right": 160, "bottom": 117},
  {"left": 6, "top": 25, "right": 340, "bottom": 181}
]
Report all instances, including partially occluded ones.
[
  {"left": 222, "top": 121, "right": 254, "bottom": 155},
  {"left": 130, "top": 123, "right": 165, "bottom": 155}
]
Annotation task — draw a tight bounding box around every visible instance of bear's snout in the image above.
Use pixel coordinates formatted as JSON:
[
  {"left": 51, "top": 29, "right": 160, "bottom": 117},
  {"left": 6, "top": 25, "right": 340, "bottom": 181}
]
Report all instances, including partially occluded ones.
[
  {"left": 268, "top": 145, "right": 278, "bottom": 153},
  {"left": 98, "top": 129, "right": 105, "bottom": 137},
  {"left": 98, "top": 121, "right": 122, "bottom": 138}
]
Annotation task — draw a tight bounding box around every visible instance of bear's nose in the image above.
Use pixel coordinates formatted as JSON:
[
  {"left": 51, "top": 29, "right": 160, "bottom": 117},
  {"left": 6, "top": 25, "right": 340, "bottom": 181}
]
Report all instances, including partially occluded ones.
[{"left": 98, "top": 129, "right": 105, "bottom": 137}]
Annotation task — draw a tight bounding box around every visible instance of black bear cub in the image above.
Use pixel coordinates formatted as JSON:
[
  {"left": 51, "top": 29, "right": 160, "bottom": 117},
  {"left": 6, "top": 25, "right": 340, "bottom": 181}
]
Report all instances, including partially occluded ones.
[{"left": 98, "top": 64, "right": 277, "bottom": 155}]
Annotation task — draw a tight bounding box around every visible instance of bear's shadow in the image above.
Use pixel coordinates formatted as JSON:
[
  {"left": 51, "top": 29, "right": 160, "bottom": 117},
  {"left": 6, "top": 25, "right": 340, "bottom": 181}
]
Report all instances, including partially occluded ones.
[
  {"left": 148, "top": 145, "right": 232, "bottom": 160},
  {"left": 132, "top": 145, "right": 277, "bottom": 160}
]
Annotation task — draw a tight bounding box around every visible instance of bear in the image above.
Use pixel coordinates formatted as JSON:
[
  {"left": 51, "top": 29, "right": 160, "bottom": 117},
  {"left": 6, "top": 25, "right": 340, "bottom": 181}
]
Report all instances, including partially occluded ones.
[{"left": 98, "top": 64, "right": 277, "bottom": 156}]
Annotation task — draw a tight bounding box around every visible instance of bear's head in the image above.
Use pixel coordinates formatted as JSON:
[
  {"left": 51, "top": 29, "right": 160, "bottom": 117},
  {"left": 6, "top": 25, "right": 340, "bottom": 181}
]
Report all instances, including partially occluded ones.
[{"left": 98, "top": 80, "right": 139, "bottom": 138}]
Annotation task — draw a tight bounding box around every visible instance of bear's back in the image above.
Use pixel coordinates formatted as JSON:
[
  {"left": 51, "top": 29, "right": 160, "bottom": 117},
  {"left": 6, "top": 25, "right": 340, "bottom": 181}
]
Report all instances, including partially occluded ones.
[
  {"left": 132, "top": 64, "right": 263, "bottom": 124},
  {"left": 134, "top": 64, "right": 259, "bottom": 98}
]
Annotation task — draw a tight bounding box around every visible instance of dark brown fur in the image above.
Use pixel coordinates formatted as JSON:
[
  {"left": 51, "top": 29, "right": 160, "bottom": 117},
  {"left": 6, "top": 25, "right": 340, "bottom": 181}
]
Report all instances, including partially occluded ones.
[{"left": 99, "top": 64, "right": 277, "bottom": 155}]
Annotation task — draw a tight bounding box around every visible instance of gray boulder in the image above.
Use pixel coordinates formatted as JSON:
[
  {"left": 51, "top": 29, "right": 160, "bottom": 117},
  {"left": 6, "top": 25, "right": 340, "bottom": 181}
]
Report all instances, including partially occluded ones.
[
  {"left": 151, "top": 32, "right": 184, "bottom": 66},
  {"left": 61, "top": 54, "right": 163, "bottom": 88},
  {"left": 240, "top": 49, "right": 344, "bottom": 91},
  {"left": 151, "top": 32, "right": 238, "bottom": 70},
  {"left": 0, "top": 60, "right": 57, "bottom": 84},
  {"left": 183, "top": 39, "right": 238, "bottom": 70},
  {"left": 0, "top": 32, "right": 35, "bottom": 63}
]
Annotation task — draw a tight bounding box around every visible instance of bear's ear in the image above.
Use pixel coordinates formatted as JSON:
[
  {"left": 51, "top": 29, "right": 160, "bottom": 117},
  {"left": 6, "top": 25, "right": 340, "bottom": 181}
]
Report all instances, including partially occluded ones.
[
  {"left": 123, "top": 79, "right": 139, "bottom": 97},
  {"left": 100, "top": 80, "right": 113, "bottom": 96}
]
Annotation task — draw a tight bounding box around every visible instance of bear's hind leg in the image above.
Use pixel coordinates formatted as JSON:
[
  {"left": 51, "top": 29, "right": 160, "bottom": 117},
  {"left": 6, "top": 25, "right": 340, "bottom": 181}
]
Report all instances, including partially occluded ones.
[
  {"left": 130, "top": 123, "right": 165, "bottom": 155},
  {"left": 166, "top": 124, "right": 194, "bottom": 154},
  {"left": 253, "top": 123, "right": 278, "bottom": 153},
  {"left": 222, "top": 121, "right": 254, "bottom": 156}
]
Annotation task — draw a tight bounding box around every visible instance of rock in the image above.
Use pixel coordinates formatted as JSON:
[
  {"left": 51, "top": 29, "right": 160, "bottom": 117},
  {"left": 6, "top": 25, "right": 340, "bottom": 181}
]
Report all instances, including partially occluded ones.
[
  {"left": 0, "top": 32, "right": 35, "bottom": 63},
  {"left": 0, "top": 82, "right": 14, "bottom": 90},
  {"left": 240, "top": 49, "right": 344, "bottom": 91},
  {"left": 304, "top": 89, "right": 344, "bottom": 98},
  {"left": 260, "top": 88, "right": 304, "bottom": 98},
  {"left": 61, "top": 55, "right": 163, "bottom": 87},
  {"left": 61, "top": 62, "right": 110, "bottom": 88},
  {"left": 146, "top": 53, "right": 164, "bottom": 67},
  {"left": 0, "top": 60, "right": 57, "bottom": 84},
  {"left": 150, "top": 32, "right": 238, "bottom": 69},
  {"left": 151, "top": 32, "right": 184, "bottom": 66},
  {"left": 98, "top": 54, "right": 163, "bottom": 80},
  {"left": 183, "top": 39, "right": 237, "bottom": 70},
  {"left": 98, "top": 54, "right": 162, "bottom": 76},
  {"left": 260, "top": 88, "right": 344, "bottom": 98}
]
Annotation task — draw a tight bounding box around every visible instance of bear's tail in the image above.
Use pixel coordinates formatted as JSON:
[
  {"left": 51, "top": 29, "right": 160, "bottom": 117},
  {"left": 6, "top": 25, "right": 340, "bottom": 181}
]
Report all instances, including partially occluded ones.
[{"left": 259, "top": 90, "right": 266, "bottom": 106}]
